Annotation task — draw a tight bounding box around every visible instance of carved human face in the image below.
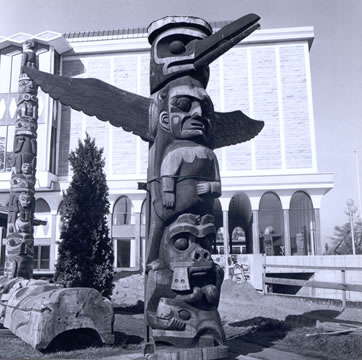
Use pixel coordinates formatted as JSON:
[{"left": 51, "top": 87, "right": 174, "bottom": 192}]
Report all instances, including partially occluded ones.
[
  {"left": 19, "top": 79, "right": 36, "bottom": 94},
  {"left": 162, "top": 85, "right": 214, "bottom": 142},
  {"left": 19, "top": 193, "right": 32, "bottom": 208},
  {"left": 21, "top": 163, "right": 32, "bottom": 174},
  {"left": 16, "top": 118, "right": 37, "bottom": 134}
]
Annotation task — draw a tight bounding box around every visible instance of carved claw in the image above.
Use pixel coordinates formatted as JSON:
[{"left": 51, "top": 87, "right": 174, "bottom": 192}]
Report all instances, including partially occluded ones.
[
  {"left": 162, "top": 192, "right": 175, "bottom": 209},
  {"left": 196, "top": 182, "right": 211, "bottom": 195},
  {"left": 148, "top": 313, "right": 186, "bottom": 330},
  {"left": 175, "top": 286, "right": 203, "bottom": 303},
  {"left": 159, "top": 316, "right": 185, "bottom": 330}
]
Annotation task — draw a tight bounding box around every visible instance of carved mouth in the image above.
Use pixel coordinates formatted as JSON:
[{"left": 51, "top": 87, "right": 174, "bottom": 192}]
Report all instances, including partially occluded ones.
[
  {"left": 189, "top": 264, "right": 213, "bottom": 275},
  {"left": 182, "top": 117, "right": 208, "bottom": 133}
]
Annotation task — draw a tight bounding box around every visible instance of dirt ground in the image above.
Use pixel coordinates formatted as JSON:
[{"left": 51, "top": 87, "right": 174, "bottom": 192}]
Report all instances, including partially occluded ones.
[
  {"left": 112, "top": 274, "right": 362, "bottom": 360},
  {"left": 112, "top": 273, "right": 362, "bottom": 324},
  {"left": 0, "top": 274, "right": 361, "bottom": 359}
]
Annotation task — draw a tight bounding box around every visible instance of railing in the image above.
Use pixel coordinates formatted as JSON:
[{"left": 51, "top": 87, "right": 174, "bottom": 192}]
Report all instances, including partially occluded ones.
[
  {"left": 262, "top": 263, "right": 362, "bottom": 308},
  {"left": 0, "top": 93, "right": 18, "bottom": 124}
]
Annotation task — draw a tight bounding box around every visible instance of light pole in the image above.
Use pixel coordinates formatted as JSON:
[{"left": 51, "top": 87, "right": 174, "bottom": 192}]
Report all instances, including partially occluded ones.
[
  {"left": 345, "top": 199, "right": 358, "bottom": 255},
  {"left": 354, "top": 148, "right": 362, "bottom": 217}
]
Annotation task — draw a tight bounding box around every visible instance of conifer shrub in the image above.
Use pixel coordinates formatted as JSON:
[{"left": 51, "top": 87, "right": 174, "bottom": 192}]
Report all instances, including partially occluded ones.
[{"left": 54, "top": 134, "right": 114, "bottom": 297}]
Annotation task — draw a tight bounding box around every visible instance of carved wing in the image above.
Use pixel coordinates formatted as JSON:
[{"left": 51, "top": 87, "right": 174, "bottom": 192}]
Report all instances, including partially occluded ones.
[
  {"left": 25, "top": 67, "right": 153, "bottom": 141},
  {"left": 213, "top": 111, "right": 264, "bottom": 149}
]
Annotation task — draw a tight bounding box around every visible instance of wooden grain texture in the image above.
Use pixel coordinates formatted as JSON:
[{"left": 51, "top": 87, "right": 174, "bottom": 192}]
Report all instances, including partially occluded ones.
[{"left": 1, "top": 279, "right": 114, "bottom": 349}]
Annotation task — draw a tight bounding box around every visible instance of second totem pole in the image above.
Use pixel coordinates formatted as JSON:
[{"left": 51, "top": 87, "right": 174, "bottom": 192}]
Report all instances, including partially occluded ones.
[{"left": 5, "top": 40, "right": 39, "bottom": 280}]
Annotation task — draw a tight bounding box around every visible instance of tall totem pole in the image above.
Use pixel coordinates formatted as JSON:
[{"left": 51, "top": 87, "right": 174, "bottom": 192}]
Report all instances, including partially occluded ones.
[
  {"left": 5, "top": 40, "right": 38, "bottom": 279},
  {"left": 25, "top": 14, "right": 264, "bottom": 358}
]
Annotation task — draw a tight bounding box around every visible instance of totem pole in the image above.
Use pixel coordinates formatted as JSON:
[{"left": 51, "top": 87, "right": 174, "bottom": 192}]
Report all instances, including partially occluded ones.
[
  {"left": 5, "top": 40, "right": 38, "bottom": 279},
  {"left": 25, "top": 14, "right": 264, "bottom": 358}
]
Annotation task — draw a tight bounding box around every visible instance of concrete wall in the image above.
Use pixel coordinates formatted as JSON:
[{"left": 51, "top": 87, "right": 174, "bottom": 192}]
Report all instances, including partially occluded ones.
[
  {"left": 59, "top": 39, "right": 315, "bottom": 179},
  {"left": 266, "top": 255, "right": 362, "bottom": 302}
]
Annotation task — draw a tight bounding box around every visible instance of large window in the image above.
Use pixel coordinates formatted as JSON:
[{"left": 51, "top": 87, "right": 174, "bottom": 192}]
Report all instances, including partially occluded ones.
[
  {"left": 113, "top": 196, "right": 133, "bottom": 225},
  {"left": 259, "top": 192, "right": 284, "bottom": 255},
  {"left": 289, "top": 191, "right": 315, "bottom": 255},
  {"left": 0, "top": 52, "right": 21, "bottom": 173},
  {"left": 33, "top": 245, "right": 50, "bottom": 270},
  {"left": 228, "top": 192, "right": 253, "bottom": 254},
  {"left": 116, "top": 239, "right": 131, "bottom": 268},
  {"left": 113, "top": 196, "right": 134, "bottom": 268}
]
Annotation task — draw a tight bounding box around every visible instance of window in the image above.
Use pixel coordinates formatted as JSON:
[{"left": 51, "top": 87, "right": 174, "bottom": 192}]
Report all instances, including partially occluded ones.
[
  {"left": 259, "top": 192, "right": 284, "bottom": 256},
  {"left": 113, "top": 196, "right": 133, "bottom": 225},
  {"left": 289, "top": 191, "right": 315, "bottom": 255},
  {"left": 116, "top": 239, "right": 131, "bottom": 268},
  {"left": 0, "top": 52, "right": 22, "bottom": 173},
  {"left": 33, "top": 245, "right": 50, "bottom": 270}
]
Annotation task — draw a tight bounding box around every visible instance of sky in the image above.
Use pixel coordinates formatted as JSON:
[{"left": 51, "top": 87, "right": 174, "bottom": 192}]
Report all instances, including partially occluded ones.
[{"left": 1, "top": 0, "right": 362, "bottom": 242}]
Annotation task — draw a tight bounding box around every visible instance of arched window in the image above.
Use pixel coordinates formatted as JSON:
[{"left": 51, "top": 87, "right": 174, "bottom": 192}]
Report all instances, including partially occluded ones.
[
  {"left": 113, "top": 196, "right": 133, "bottom": 225},
  {"left": 35, "top": 198, "right": 51, "bottom": 213},
  {"left": 228, "top": 192, "right": 252, "bottom": 254},
  {"left": 259, "top": 192, "right": 284, "bottom": 255},
  {"left": 289, "top": 191, "right": 315, "bottom": 255}
]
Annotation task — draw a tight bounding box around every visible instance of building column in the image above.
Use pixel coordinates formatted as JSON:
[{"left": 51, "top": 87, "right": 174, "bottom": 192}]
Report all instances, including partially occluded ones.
[
  {"left": 252, "top": 210, "right": 260, "bottom": 254},
  {"left": 107, "top": 213, "right": 117, "bottom": 268},
  {"left": 314, "top": 208, "right": 321, "bottom": 255},
  {"left": 134, "top": 212, "right": 141, "bottom": 271},
  {"left": 222, "top": 210, "right": 230, "bottom": 279},
  {"left": 283, "top": 209, "right": 291, "bottom": 256}
]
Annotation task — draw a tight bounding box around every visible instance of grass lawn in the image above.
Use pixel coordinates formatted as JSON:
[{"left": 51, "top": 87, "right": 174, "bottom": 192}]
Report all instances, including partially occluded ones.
[
  {"left": 0, "top": 331, "right": 143, "bottom": 360},
  {"left": 227, "top": 316, "right": 362, "bottom": 360}
]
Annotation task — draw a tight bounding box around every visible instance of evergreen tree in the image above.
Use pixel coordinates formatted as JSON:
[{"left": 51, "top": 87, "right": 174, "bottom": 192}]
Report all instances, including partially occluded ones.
[
  {"left": 54, "top": 134, "right": 114, "bottom": 297},
  {"left": 328, "top": 219, "right": 362, "bottom": 255}
]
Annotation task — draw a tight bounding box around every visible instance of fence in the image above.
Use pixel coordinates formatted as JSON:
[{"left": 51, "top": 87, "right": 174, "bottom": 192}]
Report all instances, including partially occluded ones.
[{"left": 263, "top": 263, "right": 362, "bottom": 308}]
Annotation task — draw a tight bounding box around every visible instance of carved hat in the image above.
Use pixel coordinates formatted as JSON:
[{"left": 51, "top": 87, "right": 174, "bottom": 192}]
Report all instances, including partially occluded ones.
[
  {"left": 148, "top": 16, "right": 213, "bottom": 94},
  {"left": 148, "top": 14, "right": 260, "bottom": 95}
]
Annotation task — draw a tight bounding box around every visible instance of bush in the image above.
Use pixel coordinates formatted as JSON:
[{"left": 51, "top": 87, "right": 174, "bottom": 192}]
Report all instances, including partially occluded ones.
[{"left": 54, "top": 134, "right": 114, "bottom": 297}]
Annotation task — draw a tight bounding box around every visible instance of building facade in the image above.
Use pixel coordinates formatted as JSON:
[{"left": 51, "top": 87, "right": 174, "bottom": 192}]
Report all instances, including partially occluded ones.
[{"left": 0, "top": 24, "right": 333, "bottom": 275}]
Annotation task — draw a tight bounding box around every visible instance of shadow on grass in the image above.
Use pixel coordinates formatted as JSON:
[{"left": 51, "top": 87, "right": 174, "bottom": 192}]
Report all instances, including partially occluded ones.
[
  {"left": 227, "top": 309, "right": 346, "bottom": 359},
  {"left": 114, "top": 331, "right": 143, "bottom": 347},
  {"left": 113, "top": 299, "right": 144, "bottom": 314},
  {"left": 42, "top": 329, "right": 143, "bottom": 354}
]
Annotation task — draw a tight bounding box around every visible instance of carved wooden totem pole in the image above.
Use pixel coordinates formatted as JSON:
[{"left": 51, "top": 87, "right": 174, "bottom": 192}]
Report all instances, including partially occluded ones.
[
  {"left": 5, "top": 40, "right": 39, "bottom": 279},
  {"left": 25, "top": 14, "right": 264, "bottom": 358}
]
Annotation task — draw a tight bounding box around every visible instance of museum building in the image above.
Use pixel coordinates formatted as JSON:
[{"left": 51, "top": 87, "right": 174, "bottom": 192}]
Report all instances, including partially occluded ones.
[{"left": 0, "top": 22, "right": 333, "bottom": 275}]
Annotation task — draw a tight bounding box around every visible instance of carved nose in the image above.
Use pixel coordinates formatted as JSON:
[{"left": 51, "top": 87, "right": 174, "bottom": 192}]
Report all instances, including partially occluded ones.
[{"left": 192, "top": 249, "right": 211, "bottom": 262}]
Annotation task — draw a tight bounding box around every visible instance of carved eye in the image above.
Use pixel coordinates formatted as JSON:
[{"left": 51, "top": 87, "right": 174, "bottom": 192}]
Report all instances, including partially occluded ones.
[
  {"left": 203, "top": 100, "right": 212, "bottom": 113},
  {"left": 176, "top": 97, "right": 192, "bottom": 112},
  {"left": 174, "top": 236, "right": 189, "bottom": 251},
  {"left": 169, "top": 40, "right": 186, "bottom": 55}
]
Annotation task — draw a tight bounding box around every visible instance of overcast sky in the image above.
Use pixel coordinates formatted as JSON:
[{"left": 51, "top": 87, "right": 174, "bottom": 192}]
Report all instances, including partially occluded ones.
[{"left": 1, "top": 0, "right": 362, "bottom": 242}]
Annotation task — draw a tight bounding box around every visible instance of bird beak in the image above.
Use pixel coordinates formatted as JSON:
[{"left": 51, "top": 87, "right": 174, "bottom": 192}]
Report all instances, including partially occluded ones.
[{"left": 193, "top": 13, "right": 260, "bottom": 68}]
